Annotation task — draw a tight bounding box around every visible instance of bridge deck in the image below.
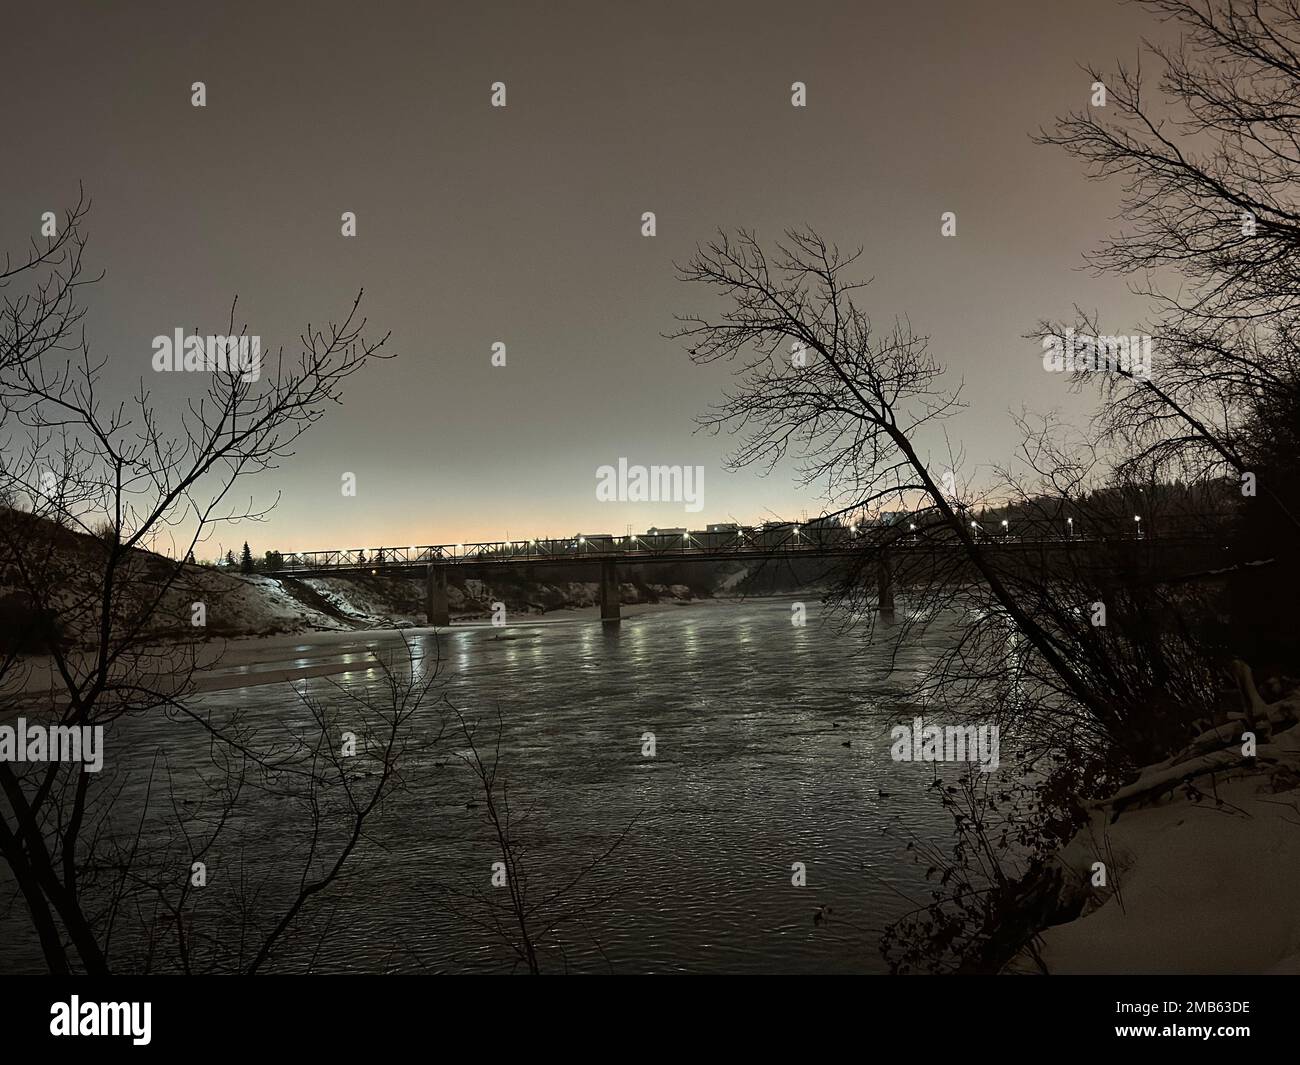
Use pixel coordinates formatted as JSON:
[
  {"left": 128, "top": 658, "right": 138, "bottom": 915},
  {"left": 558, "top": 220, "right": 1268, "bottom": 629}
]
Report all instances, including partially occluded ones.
[{"left": 264, "top": 529, "right": 1226, "bottom": 577}]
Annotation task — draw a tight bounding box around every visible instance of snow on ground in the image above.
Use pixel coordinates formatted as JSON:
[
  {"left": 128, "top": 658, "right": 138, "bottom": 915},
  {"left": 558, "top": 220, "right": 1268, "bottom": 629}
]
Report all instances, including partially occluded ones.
[
  {"left": 1007, "top": 668, "right": 1300, "bottom": 974},
  {"left": 213, "top": 573, "right": 348, "bottom": 634},
  {"left": 299, "top": 577, "right": 394, "bottom": 627},
  {"left": 716, "top": 567, "right": 753, "bottom": 593}
]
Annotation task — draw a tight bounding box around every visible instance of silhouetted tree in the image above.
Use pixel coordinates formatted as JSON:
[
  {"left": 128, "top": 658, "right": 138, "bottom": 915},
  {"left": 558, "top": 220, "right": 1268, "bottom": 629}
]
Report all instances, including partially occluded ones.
[
  {"left": 671, "top": 228, "right": 1119, "bottom": 734},
  {"left": 1037, "top": 0, "right": 1300, "bottom": 536},
  {"left": 427, "top": 707, "right": 634, "bottom": 974},
  {"left": 1038, "top": 0, "right": 1300, "bottom": 662},
  {"left": 0, "top": 193, "right": 412, "bottom": 975}
]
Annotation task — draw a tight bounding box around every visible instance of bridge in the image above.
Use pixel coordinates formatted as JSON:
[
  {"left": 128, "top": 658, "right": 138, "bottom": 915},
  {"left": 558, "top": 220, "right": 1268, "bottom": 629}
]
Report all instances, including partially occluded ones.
[{"left": 264, "top": 516, "right": 1232, "bottom": 625}]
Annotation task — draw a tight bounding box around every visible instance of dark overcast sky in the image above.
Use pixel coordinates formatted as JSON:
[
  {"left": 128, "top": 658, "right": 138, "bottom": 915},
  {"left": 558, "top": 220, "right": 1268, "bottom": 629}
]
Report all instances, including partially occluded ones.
[{"left": 1, "top": 0, "right": 1168, "bottom": 556}]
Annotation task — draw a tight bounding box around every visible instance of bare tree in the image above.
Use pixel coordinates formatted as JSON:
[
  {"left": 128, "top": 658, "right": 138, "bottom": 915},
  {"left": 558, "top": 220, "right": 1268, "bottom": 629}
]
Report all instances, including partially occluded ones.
[
  {"left": 1039, "top": 0, "right": 1300, "bottom": 325},
  {"left": 426, "top": 706, "right": 635, "bottom": 974},
  {"left": 669, "top": 228, "right": 1122, "bottom": 734},
  {"left": 1035, "top": 0, "right": 1300, "bottom": 531},
  {"left": 104, "top": 637, "right": 443, "bottom": 974},
  {"left": 0, "top": 194, "right": 428, "bottom": 973}
]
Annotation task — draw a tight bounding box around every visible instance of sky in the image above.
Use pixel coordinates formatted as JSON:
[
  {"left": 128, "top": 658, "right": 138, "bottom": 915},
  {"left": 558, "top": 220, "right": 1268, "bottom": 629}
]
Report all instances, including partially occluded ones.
[{"left": 1, "top": 0, "right": 1171, "bottom": 558}]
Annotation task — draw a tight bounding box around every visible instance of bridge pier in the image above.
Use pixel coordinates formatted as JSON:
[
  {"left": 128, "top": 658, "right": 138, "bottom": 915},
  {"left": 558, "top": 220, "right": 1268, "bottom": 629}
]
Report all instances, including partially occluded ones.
[
  {"left": 426, "top": 564, "right": 450, "bottom": 627},
  {"left": 877, "top": 550, "right": 896, "bottom": 616},
  {"left": 600, "top": 559, "right": 620, "bottom": 624}
]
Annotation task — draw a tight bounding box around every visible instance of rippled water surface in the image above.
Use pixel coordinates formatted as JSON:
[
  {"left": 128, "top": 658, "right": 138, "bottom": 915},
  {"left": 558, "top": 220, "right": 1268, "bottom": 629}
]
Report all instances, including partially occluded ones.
[{"left": 5, "top": 599, "right": 985, "bottom": 974}]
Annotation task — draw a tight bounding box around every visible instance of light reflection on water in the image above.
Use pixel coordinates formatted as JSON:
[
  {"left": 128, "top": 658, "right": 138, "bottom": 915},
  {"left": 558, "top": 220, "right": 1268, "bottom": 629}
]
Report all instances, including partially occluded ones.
[
  {"left": 283, "top": 599, "right": 972, "bottom": 974},
  {"left": 3, "top": 599, "right": 993, "bottom": 974}
]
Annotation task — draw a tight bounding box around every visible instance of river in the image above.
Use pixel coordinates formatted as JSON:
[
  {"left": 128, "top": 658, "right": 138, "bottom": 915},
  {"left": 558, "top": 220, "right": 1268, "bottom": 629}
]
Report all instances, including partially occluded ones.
[{"left": 3, "top": 597, "right": 991, "bottom": 974}]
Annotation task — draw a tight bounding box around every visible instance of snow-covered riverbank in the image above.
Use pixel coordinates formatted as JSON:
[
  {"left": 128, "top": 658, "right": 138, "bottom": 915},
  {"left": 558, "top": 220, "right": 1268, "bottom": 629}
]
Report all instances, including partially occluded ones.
[{"left": 1006, "top": 666, "right": 1300, "bottom": 974}]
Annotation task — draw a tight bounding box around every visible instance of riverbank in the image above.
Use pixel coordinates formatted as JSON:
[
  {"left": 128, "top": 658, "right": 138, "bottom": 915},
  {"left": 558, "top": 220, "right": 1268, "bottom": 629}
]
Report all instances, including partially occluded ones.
[{"left": 1004, "top": 667, "right": 1300, "bottom": 974}]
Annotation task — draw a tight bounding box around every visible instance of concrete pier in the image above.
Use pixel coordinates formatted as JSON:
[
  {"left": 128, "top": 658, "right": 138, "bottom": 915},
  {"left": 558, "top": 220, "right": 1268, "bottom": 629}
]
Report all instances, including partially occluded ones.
[
  {"left": 426, "top": 564, "right": 450, "bottom": 627},
  {"left": 599, "top": 559, "right": 621, "bottom": 623},
  {"left": 877, "top": 550, "right": 896, "bottom": 616}
]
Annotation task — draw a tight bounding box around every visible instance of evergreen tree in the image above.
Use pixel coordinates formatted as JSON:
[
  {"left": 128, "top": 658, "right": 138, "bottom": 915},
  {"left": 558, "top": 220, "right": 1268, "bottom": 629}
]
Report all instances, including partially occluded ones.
[{"left": 240, "top": 541, "right": 254, "bottom": 574}]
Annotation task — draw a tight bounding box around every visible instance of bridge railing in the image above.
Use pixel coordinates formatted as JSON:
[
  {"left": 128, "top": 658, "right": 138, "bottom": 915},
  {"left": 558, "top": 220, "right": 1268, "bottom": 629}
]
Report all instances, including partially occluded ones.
[{"left": 269, "top": 513, "right": 1236, "bottom": 573}]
